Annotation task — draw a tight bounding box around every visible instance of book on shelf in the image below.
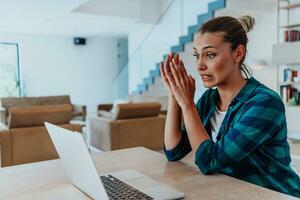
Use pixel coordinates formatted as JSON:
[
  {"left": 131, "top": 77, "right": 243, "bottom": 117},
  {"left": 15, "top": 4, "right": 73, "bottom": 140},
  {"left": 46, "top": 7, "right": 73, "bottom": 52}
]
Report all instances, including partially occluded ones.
[
  {"left": 280, "top": 85, "right": 300, "bottom": 105},
  {"left": 284, "top": 30, "right": 300, "bottom": 42},
  {"left": 283, "top": 68, "right": 298, "bottom": 82}
]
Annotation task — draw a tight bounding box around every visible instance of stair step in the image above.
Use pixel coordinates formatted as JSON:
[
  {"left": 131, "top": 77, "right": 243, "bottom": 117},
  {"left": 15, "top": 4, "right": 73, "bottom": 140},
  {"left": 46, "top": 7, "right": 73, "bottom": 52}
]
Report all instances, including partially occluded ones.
[
  {"left": 188, "top": 25, "right": 200, "bottom": 36},
  {"left": 144, "top": 90, "right": 168, "bottom": 96},
  {"left": 149, "top": 83, "right": 165, "bottom": 90},
  {"left": 137, "top": 84, "right": 148, "bottom": 93},
  {"left": 171, "top": 44, "right": 184, "bottom": 53},
  {"left": 208, "top": 0, "right": 226, "bottom": 12},
  {"left": 154, "top": 77, "right": 163, "bottom": 85},
  {"left": 197, "top": 12, "right": 213, "bottom": 24},
  {"left": 143, "top": 77, "right": 154, "bottom": 85},
  {"left": 179, "top": 35, "right": 194, "bottom": 45},
  {"left": 149, "top": 69, "right": 160, "bottom": 78}
]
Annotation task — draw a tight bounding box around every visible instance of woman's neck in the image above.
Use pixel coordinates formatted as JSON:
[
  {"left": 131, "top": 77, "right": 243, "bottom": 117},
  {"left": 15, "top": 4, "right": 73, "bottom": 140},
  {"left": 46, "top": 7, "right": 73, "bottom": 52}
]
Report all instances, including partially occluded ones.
[{"left": 217, "top": 73, "right": 247, "bottom": 112}]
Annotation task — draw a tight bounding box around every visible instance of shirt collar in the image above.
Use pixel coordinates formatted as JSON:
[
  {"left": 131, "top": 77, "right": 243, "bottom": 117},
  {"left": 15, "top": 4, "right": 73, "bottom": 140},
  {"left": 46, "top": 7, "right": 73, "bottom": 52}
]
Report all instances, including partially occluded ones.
[
  {"left": 209, "top": 77, "right": 260, "bottom": 108},
  {"left": 230, "top": 77, "right": 260, "bottom": 105}
]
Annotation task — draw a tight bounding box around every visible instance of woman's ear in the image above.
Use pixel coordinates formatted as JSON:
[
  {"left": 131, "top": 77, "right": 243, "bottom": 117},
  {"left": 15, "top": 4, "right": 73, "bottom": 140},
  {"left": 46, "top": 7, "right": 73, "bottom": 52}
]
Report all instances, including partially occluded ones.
[{"left": 233, "top": 44, "right": 246, "bottom": 63}]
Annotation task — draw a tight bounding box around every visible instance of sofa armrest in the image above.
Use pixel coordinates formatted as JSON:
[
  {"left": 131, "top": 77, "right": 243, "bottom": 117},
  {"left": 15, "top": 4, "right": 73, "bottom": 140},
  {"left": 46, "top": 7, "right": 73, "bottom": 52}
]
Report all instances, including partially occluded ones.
[
  {"left": 0, "top": 130, "right": 12, "bottom": 167},
  {"left": 0, "top": 107, "right": 7, "bottom": 125},
  {"left": 0, "top": 122, "right": 8, "bottom": 131},
  {"left": 72, "top": 104, "right": 87, "bottom": 121},
  {"left": 110, "top": 115, "right": 166, "bottom": 150},
  {"left": 86, "top": 116, "right": 114, "bottom": 151}
]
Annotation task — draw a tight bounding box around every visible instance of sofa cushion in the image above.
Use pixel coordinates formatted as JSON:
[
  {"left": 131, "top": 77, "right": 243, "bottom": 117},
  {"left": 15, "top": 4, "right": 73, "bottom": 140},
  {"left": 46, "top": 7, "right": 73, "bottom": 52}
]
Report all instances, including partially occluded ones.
[
  {"left": 128, "top": 94, "right": 168, "bottom": 111},
  {"left": 115, "top": 102, "right": 161, "bottom": 119},
  {"left": 98, "top": 110, "right": 114, "bottom": 118},
  {"left": 8, "top": 104, "right": 72, "bottom": 128}
]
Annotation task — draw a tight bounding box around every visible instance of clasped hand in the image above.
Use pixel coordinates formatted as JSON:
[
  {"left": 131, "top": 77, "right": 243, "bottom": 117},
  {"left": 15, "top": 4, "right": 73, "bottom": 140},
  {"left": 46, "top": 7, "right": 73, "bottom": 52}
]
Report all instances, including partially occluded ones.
[{"left": 160, "top": 52, "right": 196, "bottom": 110}]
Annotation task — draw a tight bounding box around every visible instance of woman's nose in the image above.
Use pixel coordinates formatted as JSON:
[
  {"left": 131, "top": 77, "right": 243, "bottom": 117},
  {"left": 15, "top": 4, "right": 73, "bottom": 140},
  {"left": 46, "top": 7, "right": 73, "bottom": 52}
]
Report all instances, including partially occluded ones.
[{"left": 197, "top": 61, "right": 207, "bottom": 72}]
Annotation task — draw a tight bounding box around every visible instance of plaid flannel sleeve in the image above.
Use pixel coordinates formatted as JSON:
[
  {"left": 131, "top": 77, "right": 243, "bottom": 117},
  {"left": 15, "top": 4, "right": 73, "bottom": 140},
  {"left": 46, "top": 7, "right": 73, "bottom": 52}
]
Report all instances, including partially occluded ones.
[
  {"left": 164, "top": 126, "right": 192, "bottom": 161},
  {"left": 163, "top": 90, "right": 210, "bottom": 161}
]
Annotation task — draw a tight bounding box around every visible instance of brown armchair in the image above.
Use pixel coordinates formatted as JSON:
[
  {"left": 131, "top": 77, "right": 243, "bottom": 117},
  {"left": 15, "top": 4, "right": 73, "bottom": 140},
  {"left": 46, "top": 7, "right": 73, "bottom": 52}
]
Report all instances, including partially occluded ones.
[
  {"left": 88, "top": 102, "right": 165, "bottom": 151},
  {"left": 0, "top": 104, "right": 82, "bottom": 167}
]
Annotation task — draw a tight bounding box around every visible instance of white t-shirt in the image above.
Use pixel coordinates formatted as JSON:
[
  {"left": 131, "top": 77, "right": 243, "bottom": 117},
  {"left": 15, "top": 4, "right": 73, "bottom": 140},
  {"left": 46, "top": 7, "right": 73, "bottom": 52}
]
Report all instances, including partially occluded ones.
[{"left": 210, "top": 107, "right": 227, "bottom": 142}]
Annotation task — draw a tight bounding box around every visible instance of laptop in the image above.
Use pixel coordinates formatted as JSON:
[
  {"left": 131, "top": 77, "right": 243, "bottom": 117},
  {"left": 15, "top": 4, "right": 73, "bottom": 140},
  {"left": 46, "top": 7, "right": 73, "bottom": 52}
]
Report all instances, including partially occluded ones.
[{"left": 45, "top": 122, "right": 184, "bottom": 200}]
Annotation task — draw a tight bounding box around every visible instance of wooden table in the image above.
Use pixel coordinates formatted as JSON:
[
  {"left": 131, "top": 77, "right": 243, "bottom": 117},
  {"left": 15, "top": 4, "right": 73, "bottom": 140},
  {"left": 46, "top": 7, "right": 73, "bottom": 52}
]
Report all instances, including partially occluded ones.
[{"left": 0, "top": 147, "right": 298, "bottom": 200}]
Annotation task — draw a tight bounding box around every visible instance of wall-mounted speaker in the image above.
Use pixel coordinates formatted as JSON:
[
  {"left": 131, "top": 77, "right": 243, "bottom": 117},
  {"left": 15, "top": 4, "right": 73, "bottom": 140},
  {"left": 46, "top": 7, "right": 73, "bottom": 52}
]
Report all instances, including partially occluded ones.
[{"left": 74, "top": 37, "right": 86, "bottom": 45}]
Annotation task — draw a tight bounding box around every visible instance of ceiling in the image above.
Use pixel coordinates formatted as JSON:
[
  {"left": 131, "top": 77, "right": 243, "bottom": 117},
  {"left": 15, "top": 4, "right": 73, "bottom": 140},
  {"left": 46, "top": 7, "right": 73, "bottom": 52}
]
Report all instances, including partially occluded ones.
[
  {"left": 0, "top": 0, "right": 277, "bottom": 37},
  {"left": 216, "top": 0, "right": 277, "bottom": 19},
  {"left": 0, "top": 0, "right": 165, "bottom": 37}
]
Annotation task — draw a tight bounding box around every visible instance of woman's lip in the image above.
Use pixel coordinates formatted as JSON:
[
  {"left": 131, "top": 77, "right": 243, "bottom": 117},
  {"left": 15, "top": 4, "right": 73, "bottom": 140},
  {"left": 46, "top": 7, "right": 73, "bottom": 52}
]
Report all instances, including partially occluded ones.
[{"left": 201, "top": 75, "right": 212, "bottom": 81}]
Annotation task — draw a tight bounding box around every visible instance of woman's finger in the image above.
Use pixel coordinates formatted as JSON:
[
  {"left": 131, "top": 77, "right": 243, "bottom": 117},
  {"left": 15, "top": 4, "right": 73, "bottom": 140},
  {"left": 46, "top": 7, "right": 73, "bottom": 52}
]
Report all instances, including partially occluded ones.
[
  {"left": 172, "top": 57, "right": 185, "bottom": 86},
  {"left": 165, "top": 53, "right": 173, "bottom": 75},
  {"left": 179, "top": 59, "right": 189, "bottom": 79},
  {"left": 175, "top": 53, "right": 180, "bottom": 66},
  {"left": 189, "top": 74, "right": 196, "bottom": 87},
  {"left": 160, "top": 61, "right": 173, "bottom": 90},
  {"left": 160, "top": 61, "right": 164, "bottom": 74},
  {"left": 160, "top": 62, "right": 167, "bottom": 80},
  {"left": 169, "top": 60, "right": 181, "bottom": 87},
  {"left": 165, "top": 66, "right": 176, "bottom": 90}
]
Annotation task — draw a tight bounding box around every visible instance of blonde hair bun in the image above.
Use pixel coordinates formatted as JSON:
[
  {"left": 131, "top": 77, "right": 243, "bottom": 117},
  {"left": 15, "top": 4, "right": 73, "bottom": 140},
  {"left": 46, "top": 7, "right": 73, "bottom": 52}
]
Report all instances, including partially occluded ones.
[{"left": 238, "top": 15, "right": 255, "bottom": 33}]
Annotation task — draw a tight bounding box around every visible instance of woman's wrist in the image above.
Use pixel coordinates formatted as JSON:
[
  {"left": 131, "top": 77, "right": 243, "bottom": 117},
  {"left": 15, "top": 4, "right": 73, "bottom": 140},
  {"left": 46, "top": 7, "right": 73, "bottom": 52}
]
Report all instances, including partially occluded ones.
[
  {"left": 181, "top": 100, "right": 195, "bottom": 113},
  {"left": 168, "top": 94, "right": 180, "bottom": 108}
]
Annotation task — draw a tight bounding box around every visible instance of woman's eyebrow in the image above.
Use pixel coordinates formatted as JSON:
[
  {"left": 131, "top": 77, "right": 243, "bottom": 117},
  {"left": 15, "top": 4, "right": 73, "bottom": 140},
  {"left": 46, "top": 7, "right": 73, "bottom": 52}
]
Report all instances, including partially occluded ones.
[
  {"left": 193, "top": 46, "right": 217, "bottom": 52},
  {"left": 202, "top": 45, "right": 217, "bottom": 51}
]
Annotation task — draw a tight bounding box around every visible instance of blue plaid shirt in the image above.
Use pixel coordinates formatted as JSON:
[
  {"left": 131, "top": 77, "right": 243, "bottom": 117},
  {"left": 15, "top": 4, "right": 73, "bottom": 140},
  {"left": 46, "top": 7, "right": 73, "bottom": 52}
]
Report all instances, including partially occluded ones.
[{"left": 164, "top": 77, "right": 300, "bottom": 198}]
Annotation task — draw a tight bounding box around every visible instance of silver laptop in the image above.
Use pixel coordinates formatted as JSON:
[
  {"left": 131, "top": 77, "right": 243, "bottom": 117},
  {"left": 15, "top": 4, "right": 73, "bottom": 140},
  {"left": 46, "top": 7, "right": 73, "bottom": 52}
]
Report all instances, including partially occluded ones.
[{"left": 45, "top": 122, "right": 184, "bottom": 200}]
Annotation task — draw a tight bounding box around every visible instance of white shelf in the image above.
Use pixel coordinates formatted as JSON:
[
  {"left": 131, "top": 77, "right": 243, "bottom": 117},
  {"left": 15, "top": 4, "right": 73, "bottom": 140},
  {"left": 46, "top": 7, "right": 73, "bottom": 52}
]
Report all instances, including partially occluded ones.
[
  {"left": 279, "top": 81, "right": 300, "bottom": 86},
  {"left": 280, "top": 23, "right": 300, "bottom": 29},
  {"left": 280, "top": 2, "right": 300, "bottom": 10},
  {"left": 272, "top": 41, "right": 300, "bottom": 64}
]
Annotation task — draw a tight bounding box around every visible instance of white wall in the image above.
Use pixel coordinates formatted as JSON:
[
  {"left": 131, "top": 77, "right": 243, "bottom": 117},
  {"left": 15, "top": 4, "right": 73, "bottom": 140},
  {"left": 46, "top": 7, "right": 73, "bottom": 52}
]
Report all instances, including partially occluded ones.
[
  {"left": 246, "top": 4, "right": 278, "bottom": 91},
  {"left": 0, "top": 33, "right": 118, "bottom": 113}
]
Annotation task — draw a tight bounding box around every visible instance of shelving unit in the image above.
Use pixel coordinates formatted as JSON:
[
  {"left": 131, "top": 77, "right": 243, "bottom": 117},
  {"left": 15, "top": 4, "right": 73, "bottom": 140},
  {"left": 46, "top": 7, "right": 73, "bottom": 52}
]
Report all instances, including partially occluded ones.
[{"left": 273, "top": 0, "right": 300, "bottom": 106}]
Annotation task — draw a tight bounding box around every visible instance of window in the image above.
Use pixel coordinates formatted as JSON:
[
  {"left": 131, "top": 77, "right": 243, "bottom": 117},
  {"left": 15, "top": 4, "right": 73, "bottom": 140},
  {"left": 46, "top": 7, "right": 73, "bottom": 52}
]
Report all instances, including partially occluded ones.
[{"left": 0, "top": 43, "right": 21, "bottom": 97}]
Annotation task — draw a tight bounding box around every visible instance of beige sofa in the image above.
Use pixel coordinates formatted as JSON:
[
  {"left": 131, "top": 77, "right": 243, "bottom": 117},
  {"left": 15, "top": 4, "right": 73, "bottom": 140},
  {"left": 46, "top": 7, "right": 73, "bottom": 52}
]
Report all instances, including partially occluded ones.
[
  {"left": 0, "top": 100, "right": 82, "bottom": 167},
  {"left": 88, "top": 102, "right": 165, "bottom": 151},
  {"left": 0, "top": 95, "right": 86, "bottom": 124}
]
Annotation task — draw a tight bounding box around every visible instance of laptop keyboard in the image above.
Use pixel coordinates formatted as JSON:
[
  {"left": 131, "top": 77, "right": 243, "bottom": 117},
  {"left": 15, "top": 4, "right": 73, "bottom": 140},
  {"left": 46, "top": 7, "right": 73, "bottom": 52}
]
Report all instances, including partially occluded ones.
[{"left": 100, "top": 174, "right": 154, "bottom": 200}]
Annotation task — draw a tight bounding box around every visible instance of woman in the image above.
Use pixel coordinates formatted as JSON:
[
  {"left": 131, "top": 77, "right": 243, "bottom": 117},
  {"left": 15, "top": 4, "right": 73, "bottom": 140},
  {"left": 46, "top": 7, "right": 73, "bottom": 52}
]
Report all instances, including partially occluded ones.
[{"left": 160, "top": 15, "right": 300, "bottom": 198}]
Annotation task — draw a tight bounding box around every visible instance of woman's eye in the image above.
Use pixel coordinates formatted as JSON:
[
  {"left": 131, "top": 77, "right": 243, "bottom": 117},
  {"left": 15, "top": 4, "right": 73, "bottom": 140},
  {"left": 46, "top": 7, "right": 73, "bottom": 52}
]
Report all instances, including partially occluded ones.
[
  {"left": 206, "top": 53, "right": 215, "bottom": 60},
  {"left": 193, "top": 53, "right": 199, "bottom": 59}
]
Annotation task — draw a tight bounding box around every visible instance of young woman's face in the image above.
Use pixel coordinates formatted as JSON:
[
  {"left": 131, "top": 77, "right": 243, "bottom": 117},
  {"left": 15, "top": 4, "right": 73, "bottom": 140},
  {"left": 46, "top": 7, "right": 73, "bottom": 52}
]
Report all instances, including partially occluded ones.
[{"left": 193, "top": 32, "right": 239, "bottom": 88}]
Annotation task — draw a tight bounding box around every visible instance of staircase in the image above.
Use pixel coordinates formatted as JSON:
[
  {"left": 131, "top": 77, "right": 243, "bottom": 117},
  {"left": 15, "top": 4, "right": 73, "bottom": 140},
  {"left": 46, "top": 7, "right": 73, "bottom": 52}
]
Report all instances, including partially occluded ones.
[{"left": 132, "top": 0, "right": 226, "bottom": 96}]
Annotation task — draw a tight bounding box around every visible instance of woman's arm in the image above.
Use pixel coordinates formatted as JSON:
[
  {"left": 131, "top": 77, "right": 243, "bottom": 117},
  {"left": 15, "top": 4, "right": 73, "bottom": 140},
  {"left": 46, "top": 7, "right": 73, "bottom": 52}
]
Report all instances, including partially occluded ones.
[
  {"left": 181, "top": 103, "right": 210, "bottom": 151},
  {"left": 165, "top": 56, "right": 210, "bottom": 151},
  {"left": 164, "top": 94, "right": 182, "bottom": 150},
  {"left": 160, "top": 53, "right": 183, "bottom": 150},
  {"left": 160, "top": 53, "right": 192, "bottom": 160}
]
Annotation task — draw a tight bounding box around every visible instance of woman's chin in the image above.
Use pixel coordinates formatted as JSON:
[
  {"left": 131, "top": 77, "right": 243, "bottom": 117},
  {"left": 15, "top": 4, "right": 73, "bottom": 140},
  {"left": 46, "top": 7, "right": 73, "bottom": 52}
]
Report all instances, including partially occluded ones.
[{"left": 202, "top": 80, "right": 216, "bottom": 88}]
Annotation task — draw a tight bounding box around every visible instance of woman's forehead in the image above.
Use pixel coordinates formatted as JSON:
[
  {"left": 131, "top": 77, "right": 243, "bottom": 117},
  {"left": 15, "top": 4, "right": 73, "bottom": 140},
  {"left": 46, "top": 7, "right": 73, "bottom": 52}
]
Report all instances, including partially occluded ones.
[{"left": 193, "top": 32, "right": 225, "bottom": 51}]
